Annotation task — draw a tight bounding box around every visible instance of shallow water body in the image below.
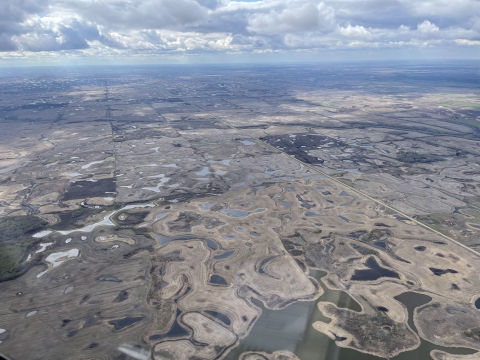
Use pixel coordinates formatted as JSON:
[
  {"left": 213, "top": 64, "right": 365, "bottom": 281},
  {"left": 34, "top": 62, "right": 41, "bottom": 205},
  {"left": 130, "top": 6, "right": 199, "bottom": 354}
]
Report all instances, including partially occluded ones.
[
  {"left": 225, "top": 271, "right": 477, "bottom": 360},
  {"left": 350, "top": 256, "right": 400, "bottom": 281},
  {"left": 220, "top": 208, "right": 249, "bottom": 218},
  {"left": 153, "top": 233, "right": 218, "bottom": 250},
  {"left": 108, "top": 316, "right": 144, "bottom": 330}
]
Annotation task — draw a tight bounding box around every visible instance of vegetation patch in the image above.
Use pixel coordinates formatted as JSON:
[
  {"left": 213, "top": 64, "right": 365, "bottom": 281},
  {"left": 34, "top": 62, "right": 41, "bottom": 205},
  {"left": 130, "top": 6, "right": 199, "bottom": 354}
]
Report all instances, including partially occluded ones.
[
  {"left": 62, "top": 178, "right": 115, "bottom": 201},
  {"left": 113, "top": 210, "right": 150, "bottom": 226},
  {"left": 464, "top": 328, "right": 480, "bottom": 341},
  {"left": 0, "top": 215, "right": 48, "bottom": 282},
  {"left": 396, "top": 151, "right": 444, "bottom": 164}
]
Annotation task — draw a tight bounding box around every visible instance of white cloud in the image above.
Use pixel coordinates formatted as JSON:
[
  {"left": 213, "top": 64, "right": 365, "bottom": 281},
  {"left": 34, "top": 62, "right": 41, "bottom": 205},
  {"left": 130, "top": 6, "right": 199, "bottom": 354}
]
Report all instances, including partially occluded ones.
[
  {"left": 0, "top": 0, "right": 479, "bottom": 60},
  {"left": 247, "top": 2, "right": 335, "bottom": 35},
  {"left": 456, "top": 39, "right": 480, "bottom": 46},
  {"left": 417, "top": 20, "right": 440, "bottom": 34},
  {"left": 338, "top": 24, "right": 374, "bottom": 40}
]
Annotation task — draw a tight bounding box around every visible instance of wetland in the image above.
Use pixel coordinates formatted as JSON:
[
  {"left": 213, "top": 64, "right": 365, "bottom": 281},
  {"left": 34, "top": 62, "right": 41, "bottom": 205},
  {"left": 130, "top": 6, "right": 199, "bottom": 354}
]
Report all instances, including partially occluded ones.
[{"left": 1, "top": 63, "right": 480, "bottom": 360}]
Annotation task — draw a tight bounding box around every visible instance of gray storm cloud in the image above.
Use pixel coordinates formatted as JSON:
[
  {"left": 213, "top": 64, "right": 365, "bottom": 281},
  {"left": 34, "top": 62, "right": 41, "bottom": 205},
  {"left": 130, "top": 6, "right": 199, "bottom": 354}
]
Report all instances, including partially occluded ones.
[
  {"left": 0, "top": 0, "right": 49, "bottom": 50},
  {"left": 0, "top": 0, "right": 479, "bottom": 57}
]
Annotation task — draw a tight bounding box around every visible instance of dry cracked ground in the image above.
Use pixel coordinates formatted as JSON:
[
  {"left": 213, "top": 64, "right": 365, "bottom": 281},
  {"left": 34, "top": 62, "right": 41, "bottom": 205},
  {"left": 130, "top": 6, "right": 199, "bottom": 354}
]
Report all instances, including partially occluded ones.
[{"left": 0, "top": 64, "right": 480, "bottom": 360}]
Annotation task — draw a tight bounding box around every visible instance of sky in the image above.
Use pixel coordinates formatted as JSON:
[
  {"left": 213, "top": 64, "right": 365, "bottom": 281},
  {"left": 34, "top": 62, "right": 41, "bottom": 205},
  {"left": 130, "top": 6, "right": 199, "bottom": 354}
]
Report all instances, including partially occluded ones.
[{"left": 0, "top": 0, "right": 480, "bottom": 65}]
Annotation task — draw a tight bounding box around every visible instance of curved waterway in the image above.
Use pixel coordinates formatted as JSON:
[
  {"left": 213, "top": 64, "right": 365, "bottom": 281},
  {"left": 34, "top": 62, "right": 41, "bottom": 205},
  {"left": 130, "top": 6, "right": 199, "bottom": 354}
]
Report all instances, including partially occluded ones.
[{"left": 225, "top": 271, "right": 477, "bottom": 360}]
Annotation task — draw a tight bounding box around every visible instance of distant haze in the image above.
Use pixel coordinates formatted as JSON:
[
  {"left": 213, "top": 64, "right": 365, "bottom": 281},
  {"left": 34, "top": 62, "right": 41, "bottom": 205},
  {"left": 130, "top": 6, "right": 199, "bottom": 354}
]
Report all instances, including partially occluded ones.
[{"left": 1, "top": 0, "right": 479, "bottom": 65}]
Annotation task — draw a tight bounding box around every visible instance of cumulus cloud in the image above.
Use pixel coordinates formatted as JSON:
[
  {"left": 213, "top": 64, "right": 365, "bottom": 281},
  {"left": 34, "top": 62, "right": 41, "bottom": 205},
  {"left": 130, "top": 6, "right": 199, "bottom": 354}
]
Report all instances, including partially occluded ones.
[
  {"left": 417, "top": 20, "right": 439, "bottom": 35},
  {"left": 247, "top": 2, "right": 335, "bottom": 35},
  {"left": 57, "top": 0, "right": 209, "bottom": 30},
  {"left": 338, "top": 25, "right": 374, "bottom": 40},
  {"left": 13, "top": 17, "right": 128, "bottom": 51},
  {"left": 0, "top": 0, "right": 479, "bottom": 59},
  {"left": 0, "top": 0, "right": 49, "bottom": 50}
]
